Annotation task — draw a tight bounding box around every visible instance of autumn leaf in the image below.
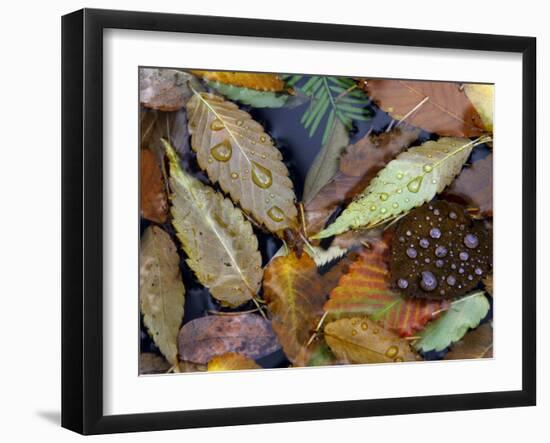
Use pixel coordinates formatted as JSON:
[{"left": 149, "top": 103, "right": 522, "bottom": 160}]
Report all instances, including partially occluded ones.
[
  {"left": 444, "top": 323, "right": 493, "bottom": 360},
  {"left": 483, "top": 274, "right": 493, "bottom": 296},
  {"left": 140, "top": 148, "right": 168, "bottom": 223},
  {"left": 186, "top": 90, "right": 298, "bottom": 234},
  {"left": 207, "top": 352, "right": 261, "bottom": 371},
  {"left": 164, "top": 139, "right": 262, "bottom": 307},
  {"left": 139, "top": 353, "right": 171, "bottom": 375},
  {"left": 361, "top": 79, "right": 486, "bottom": 137},
  {"left": 140, "top": 226, "right": 185, "bottom": 365},
  {"left": 442, "top": 153, "right": 493, "bottom": 217},
  {"left": 205, "top": 81, "right": 290, "bottom": 108},
  {"left": 263, "top": 252, "right": 328, "bottom": 363},
  {"left": 294, "top": 338, "right": 342, "bottom": 367},
  {"left": 139, "top": 68, "right": 197, "bottom": 111},
  {"left": 178, "top": 314, "right": 280, "bottom": 364},
  {"left": 190, "top": 70, "right": 287, "bottom": 91},
  {"left": 303, "top": 119, "right": 350, "bottom": 203},
  {"left": 305, "top": 128, "right": 420, "bottom": 236},
  {"left": 324, "top": 317, "right": 419, "bottom": 364},
  {"left": 314, "top": 136, "right": 490, "bottom": 239},
  {"left": 464, "top": 84, "right": 494, "bottom": 132},
  {"left": 414, "top": 291, "right": 490, "bottom": 352},
  {"left": 325, "top": 240, "right": 447, "bottom": 336}
]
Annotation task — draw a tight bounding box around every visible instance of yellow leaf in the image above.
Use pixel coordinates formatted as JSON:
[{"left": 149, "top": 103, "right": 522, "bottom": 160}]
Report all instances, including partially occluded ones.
[
  {"left": 324, "top": 317, "right": 419, "bottom": 364},
  {"left": 164, "top": 139, "right": 263, "bottom": 307},
  {"left": 464, "top": 84, "right": 494, "bottom": 132},
  {"left": 186, "top": 90, "right": 298, "bottom": 234},
  {"left": 190, "top": 70, "right": 286, "bottom": 92},
  {"left": 207, "top": 353, "right": 261, "bottom": 371}
]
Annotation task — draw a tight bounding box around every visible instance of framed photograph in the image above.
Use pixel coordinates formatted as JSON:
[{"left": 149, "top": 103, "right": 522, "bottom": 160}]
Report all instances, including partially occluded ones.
[{"left": 62, "top": 8, "right": 536, "bottom": 435}]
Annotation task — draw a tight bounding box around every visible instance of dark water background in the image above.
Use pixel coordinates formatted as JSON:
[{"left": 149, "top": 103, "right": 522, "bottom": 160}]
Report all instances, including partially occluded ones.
[{"left": 140, "top": 76, "right": 493, "bottom": 367}]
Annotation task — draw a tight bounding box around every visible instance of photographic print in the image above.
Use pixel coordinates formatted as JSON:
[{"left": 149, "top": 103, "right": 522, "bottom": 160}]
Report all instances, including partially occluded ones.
[{"left": 138, "top": 68, "right": 494, "bottom": 375}]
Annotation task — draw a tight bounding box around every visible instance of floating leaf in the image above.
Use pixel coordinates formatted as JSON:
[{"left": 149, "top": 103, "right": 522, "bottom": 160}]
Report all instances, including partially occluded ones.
[
  {"left": 165, "top": 140, "right": 262, "bottom": 307},
  {"left": 140, "top": 148, "right": 168, "bottom": 223},
  {"left": 444, "top": 323, "right": 493, "bottom": 360},
  {"left": 326, "top": 240, "right": 448, "bottom": 336},
  {"left": 139, "top": 68, "right": 196, "bottom": 111},
  {"left": 190, "top": 71, "right": 287, "bottom": 91},
  {"left": 178, "top": 314, "right": 280, "bottom": 364},
  {"left": 140, "top": 226, "right": 185, "bottom": 365},
  {"left": 207, "top": 352, "right": 261, "bottom": 371},
  {"left": 314, "top": 136, "right": 489, "bottom": 239},
  {"left": 206, "top": 81, "right": 289, "bottom": 108},
  {"left": 290, "top": 76, "right": 372, "bottom": 145},
  {"left": 303, "top": 119, "right": 350, "bottom": 203},
  {"left": 305, "top": 128, "right": 420, "bottom": 235},
  {"left": 390, "top": 201, "right": 492, "bottom": 300},
  {"left": 263, "top": 252, "right": 327, "bottom": 363},
  {"left": 414, "top": 291, "right": 490, "bottom": 352},
  {"left": 324, "top": 317, "right": 419, "bottom": 364},
  {"left": 186, "top": 90, "right": 298, "bottom": 234},
  {"left": 362, "top": 79, "right": 486, "bottom": 137},
  {"left": 443, "top": 153, "right": 493, "bottom": 217},
  {"left": 464, "top": 84, "right": 494, "bottom": 132},
  {"left": 139, "top": 353, "right": 171, "bottom": 375}
]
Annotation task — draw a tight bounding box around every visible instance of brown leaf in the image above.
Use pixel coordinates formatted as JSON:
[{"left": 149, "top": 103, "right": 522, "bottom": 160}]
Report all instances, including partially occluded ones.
[
  {"left": 361, "top": 79, "right": 486, "bottom": 137},
  {"left": 139, "top": 353, "right": 171, "bottom": 375},
  {"left": 207, "top": 352, "right": 261, "bottom": 371},
  {"left": 305, "top": 128, "right": 420, "bottom": 237},
  {"left": 139, "top": 68, "right": 194, "bottom": 111},
  {"left": 324, "top": 317, "right": 420, "bottom": 364},
  {"left": 442, "top": 153, "right": 493, "bottom": 218},
  {"left": 178, "top": 314, "right": 280, "bottom": 364},
  {"left": 263, "top": 252, "right": 327, "bottom": 363},
  {"left": 190, "top": 70, "right": 287, "bottom": 92},
  {"left": 444, "top": 323, "right": 493, "bottom": 360},
  {"left": 326, "top": 240, "right": 447, "bottom": 336},
  {"left": 483, "top": 274, "right": 493, "bottom": 296},
  {"left": 140, "top": 148, "right": 168, "bottom": 223}
]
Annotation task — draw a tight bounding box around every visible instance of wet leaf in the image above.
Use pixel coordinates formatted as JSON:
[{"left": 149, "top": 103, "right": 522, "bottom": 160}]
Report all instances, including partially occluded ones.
[
  {"left": 324, "top": 317, "right": 419, "bottom": 364},
  {"left": 442, "top": 153, "right": 493, "bottom": 217},
  {"left": 314, "top": 136, "right": 489, "bottom": 239},
  {"left": 444, "top": 323, "right": 493, "bottom": 360},
  {"left": 140, "top": 148, "right": 168, "bottom": 223},
  {"left": 362, "top": 79, "right": 486, "bottom": 137},
  {"left": 295, "top": 338, "right": 342, "bottom": 367},
  {"left": 263, "top": 252, "right": 327, "bottom": 363},
  {"left": 178, "top": 314, "right": 280, "bottom": 364},
  {"left": 464, "top": 84, "right": 494, "bottom": 132},
  {"left": 186, "top": 90, "right": 298, "bottom": 234},
  {"left": 139, "top": 68, "right": 196, "bottom": 111},
  {"left": 303, "top": 119, "right": 350, "bottom": 203},
  {"left": 165, "top": 140, "right": 262, "bottom": 307},
  {"left": 139, "top": 353, "right": 171, "bottom": 374},
  {"left": 190, "top": 71, "right": 287, "bottom": 91},
  {"left": 326, "top": 240, "right": 448, "bottom": 336},
  {"left": 414, "top": 291, "right": 490, "bottom": 352},
  {"left": 305, "top": 128, "right": 420, "bottom": 236},
  {"left": 140, "top": 108, "right": 190, "bottom": 160},
  {"left": 140, "top": 226, "right": 185, "bottom": 365},
  {"left": 207, "top": 352, "right": 261, "bottom": 371},
  {"left": 205, "top": 81, "right": 289, "bottom": 108}
]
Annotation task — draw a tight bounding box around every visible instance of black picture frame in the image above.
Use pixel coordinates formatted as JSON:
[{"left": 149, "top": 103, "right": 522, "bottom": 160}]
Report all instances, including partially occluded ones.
[{"left": 62, "top": 8, "right": 537, "bottom": 435}]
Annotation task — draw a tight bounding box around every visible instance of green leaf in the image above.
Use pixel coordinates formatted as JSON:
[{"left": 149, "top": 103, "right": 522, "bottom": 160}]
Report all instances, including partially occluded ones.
[
  {"left": 206, "top": 81, "right": 288, "bottom": 108},
  {"left": 414, "top": 291, "right": 490, "bottom": 352},
  {"left": 163, "top": 139, "right": 263, "bottom": 307},
  {"left": 303, "top": 119, "right": 350, "bottom": 202},
  {"left": 313, "top": 136, "right": 491, "bottom": 239}
]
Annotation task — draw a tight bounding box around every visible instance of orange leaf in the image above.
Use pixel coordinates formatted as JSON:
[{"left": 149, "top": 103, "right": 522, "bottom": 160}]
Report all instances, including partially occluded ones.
[
  {"left": 207, "top": 352, "right": 261, "bottom": 371},
  {"left": 305, "top": 128, "right": 419, "bottom": 237},
  {"left": 362, "top": 79, "right": 486, "bottom": 137},
  {"left": 325, "top": 240, "right": 447, "bottom": 337},
  {"left": 190, "top": 70, "right": 287, "bottom": 92},
  {"left": 140, "top": 148, "right": 168, "bottom": 223},
  {"left": 263, "top": 252, "right": 327, "bottom": 363}
]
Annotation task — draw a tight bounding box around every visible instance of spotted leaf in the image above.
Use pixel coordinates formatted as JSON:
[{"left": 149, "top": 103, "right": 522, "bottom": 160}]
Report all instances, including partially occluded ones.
[
  {"left": 165, "top": 140, "right": 263, "bottom": 307},
  {"left": 186, "top": 90, "right": 298, "bottom": 234},
  {"left": 314, "top": 136, "right": 490, "bottom": 238}
]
